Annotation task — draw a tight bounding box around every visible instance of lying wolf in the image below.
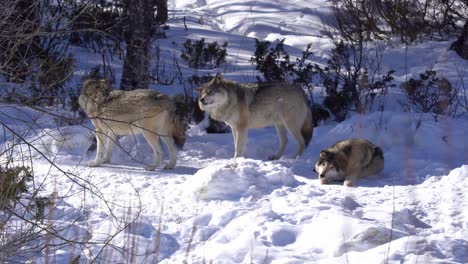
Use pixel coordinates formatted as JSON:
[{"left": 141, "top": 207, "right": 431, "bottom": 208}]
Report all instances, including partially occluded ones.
[
  {"left": 197, "top": 73, "right": 313, "bottom": 159},
  {"left": 315, "top": 138, "right": 384, "bottom": 187},
  {"left": 79, "top": 79, "right": 185, "bottom": 170}
]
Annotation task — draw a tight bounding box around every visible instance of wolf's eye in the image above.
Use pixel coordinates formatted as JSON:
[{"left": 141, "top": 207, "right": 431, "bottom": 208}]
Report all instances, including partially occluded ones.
[{"left": 206, "top": 91, "right": 213, "bottom": 95}]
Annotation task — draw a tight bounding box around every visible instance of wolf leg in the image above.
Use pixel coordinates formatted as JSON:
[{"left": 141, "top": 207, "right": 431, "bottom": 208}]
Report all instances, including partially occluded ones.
[
  {"left": 234, "top": 126, "right": 247, "bottom": 158},
  {"left": 231, "top": 127, "right": 238, "bottom": 150},
  {"left": 269, "top": 125, "right": 288, "bottom": 160},
  {"left": 142, "top": 131, "right": 162, "bottom": 171},
  {"left": 344, "top": 174, "right": 358, "bottom": 187},
  {"left": 284, "top": 120, "right": 305, "bottom": 158},
  {"left": 320, "top": 177, "right": 329, "bottom": 185},
  {"left": 102, "top": 131, "right": 116, "bottom": 164},
  {"left": 89, "top": 128, "right": 106, "bottom": 167},
  {"left": 161, "top": 137, "right": 177, "bottom": 169}
]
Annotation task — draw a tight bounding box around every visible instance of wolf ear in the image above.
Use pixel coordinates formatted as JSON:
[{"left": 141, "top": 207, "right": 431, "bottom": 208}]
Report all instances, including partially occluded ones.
[
  {"left": 195, "top": 87, "right": 203, "bottom": 94},
  {"left": 319, "top": 150, "right": 329, "bottom": 159},
  {"left": 96, "top": 79, "right": 112, "bottom": 97},
  {"left": 214, "top": 73, "right": 223, "bottom": 83}
]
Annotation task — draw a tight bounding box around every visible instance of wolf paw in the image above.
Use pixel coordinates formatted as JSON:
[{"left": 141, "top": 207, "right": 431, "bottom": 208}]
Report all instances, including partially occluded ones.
[
  {"left": 268, "top": 154, "right": 281, "bottom": 160},
  {"left": 88, "top": 161, "right": 102, "bottom": 167},
  {"left": 144, "top": 166, "right": 156, "bottom": 171},
  {"left": 164, "top": 164, "right": 175, "bottom": 170},
  {"left": 344, "top": 180, "right": 355, "bottom": 187},
  {"left": 319, "top": 178, "right": 329, "bottom": 185}
]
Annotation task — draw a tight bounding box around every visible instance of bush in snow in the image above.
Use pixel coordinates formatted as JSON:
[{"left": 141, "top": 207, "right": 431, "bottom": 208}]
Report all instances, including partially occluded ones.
[
  {"left": 250, "top": 39, "right": 316, "bottom": 94},
  {"left": 0, "top": 0, "right": 75, "bottom": 107},
  {"left": 323, "top": 0, "right": 464, "bottom": 120},
  {"left": 251, "top": 38, "right": 396, "bottom": 122},
  {"left": 331, "top": 0, "right": 467, "bottom": 44},
  {"left": 0, "top": 166, "right": 32, "bottom": 211},
  {"left": 401, "top": 70, "right": 454, "bottom": 115},
  {"left": 0, "top": 165, "right": 52, "bottom": 262},
  {"left": 251, "top": 39, "right": 293, "bottom": 82},
  {"left": 181, "top": 38, "right": 228, "bottom": 69},
  {"left": 68, "top": 2, "right": 123, "bottom": 51},
  {"left": 315, "top": 42, "right": 396, "bottom": 121}
]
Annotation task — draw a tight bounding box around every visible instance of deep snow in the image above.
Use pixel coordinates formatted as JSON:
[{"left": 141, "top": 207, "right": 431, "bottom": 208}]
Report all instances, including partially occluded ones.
[{"left": 1, "top": 0, "right": 467, "bottom": 263}]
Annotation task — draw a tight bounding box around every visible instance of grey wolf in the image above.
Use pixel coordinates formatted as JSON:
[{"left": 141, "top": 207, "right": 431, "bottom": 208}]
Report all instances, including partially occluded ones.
[
  {"left": 197, "top": 73, "right": 313, "bottom": 159},
  {"left": 315, "top": 138, "right": 384, "bottom": 187},
  {"left": 79, "top": 79, "right": 185, "bottom": 170}
]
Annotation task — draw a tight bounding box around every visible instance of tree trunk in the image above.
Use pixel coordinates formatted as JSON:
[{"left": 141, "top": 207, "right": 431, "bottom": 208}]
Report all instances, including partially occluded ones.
[
  {"left": 451, "top": 21, "right": 468, "bottom": 60},
  {"left": 156, "top": 0, "right": 168, "bottom": 24},
  {"left": 120, "top": 0, "right": 155, "bottom": 90}
]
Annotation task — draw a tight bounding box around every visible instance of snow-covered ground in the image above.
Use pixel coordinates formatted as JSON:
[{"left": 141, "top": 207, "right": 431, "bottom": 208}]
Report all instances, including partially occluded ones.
[{"left": 2, "top": 0, "right": 468, "bottom": 263}]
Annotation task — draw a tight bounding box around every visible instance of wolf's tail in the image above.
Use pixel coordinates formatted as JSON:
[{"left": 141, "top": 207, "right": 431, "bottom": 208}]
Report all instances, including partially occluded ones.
[
  {"left": 301, "top": 107, "right": 313, "bottom": 148},
  {"left": 373, "top": 146, "right": 384, "bottom": 160},
  {"left": 171, "top": 112, "right": 186, "bottom": 150}
]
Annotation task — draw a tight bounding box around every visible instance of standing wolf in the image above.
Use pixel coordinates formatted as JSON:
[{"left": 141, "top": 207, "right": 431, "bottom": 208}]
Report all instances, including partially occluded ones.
[
  {"left": 197, "top": 73, "right": 313, "bottom": 159},
  {"left": 79, "top": 79, "right": 185, "bottom": 170},
  {"left": 315, "top": 138, "right": 384, "bottom": 187}
]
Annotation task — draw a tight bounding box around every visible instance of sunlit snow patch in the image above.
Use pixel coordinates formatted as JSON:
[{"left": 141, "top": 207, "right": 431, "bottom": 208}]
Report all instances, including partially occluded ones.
[
  {"left": 184, "top": 158, "right": 300, "bottom": 200},
  {"left": 30, "top": 125, "right": 92, "bottom": 157}
]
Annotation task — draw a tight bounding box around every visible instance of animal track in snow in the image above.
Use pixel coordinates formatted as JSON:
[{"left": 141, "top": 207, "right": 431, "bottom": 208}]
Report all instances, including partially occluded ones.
[{"left": 271, "top": 228, "right": 296, "bottom": 246}]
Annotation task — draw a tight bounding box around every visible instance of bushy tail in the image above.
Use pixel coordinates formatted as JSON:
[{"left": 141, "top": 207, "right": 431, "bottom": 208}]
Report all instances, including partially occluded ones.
[
  {"left": 301, "top": 107, "right": 313, "bottom": 148},
  {"left": 373, "top": 146, "right": 384, "bottom": 160},
  {"left": 172, "top": 113, "right": 186, "bottom": 150}
]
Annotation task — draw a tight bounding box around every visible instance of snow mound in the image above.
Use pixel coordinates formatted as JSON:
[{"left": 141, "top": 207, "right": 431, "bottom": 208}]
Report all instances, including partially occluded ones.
[
  {"left": 183, "top": 158, "right": 301, "bottom": 200},
  {"left": 440, "top": 165, "right": 468, "bottom": 185},
  {"left": 24, "top": 217, "right": 92, "bottom": 263},
  {"left": 337, "top": 225, "right": 407, "bottom": 256},
  {"left": 87, "top": 216, "right": 179, "bottom": 263}
]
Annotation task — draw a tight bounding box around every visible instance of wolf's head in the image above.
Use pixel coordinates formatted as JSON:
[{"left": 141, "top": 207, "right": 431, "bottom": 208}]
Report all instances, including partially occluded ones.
[
  {"left": 196, "top": 73, "right": 229, "bottom": 112},
  {"left": 79, "top": 79, "right": 112, "bottom": 109},
  {"left": 314, "top": 150, "right": 340, "bottom": 180}
]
